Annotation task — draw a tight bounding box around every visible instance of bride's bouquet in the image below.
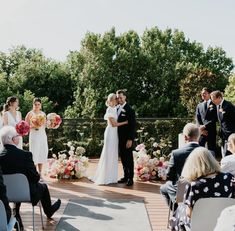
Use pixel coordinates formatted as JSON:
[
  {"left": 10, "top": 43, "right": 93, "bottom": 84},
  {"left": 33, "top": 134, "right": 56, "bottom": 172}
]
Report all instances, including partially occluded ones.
[
  {"left": 46, "top": 113, "right": 62, "bottom": 129},
  {"left": 30, "top": 114, "right": 46, "bottom": 130},
  {"left": 15, "top": 120, "right": 30, "bottom": 136}
]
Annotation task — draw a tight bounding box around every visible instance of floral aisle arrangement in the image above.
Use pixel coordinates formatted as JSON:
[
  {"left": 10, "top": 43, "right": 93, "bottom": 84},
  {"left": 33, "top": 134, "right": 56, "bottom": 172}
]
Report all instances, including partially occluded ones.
[
  {"left": 46, "top": 113, "right": 62, "bottom": 129},
  {"left": 133, "top": 128, "right": 172, "bottom": 181},
  {"left": 47, "top": 141, "right": 89, "bottom": 180}
]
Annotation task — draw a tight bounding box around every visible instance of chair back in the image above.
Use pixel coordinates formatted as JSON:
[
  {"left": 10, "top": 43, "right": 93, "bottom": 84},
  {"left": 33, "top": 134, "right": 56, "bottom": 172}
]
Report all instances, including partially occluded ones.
[
  {"left": 3, "top": 174, "right": 31, "bottom": 202},
  {"left": 191, "top": 197, "right": 235, "bottom": 231},
  {"left": 176, "top": 179, "right": 188, "bottom": 203},
  {"left": 0, "top": 200, "right": 8, "bottom": 231}
]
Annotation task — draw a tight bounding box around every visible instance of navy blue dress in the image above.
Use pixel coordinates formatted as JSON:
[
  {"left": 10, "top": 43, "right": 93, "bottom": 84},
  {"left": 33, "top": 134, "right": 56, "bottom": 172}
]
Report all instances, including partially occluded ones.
[{"left": 170, "top": 172, "right": 234, "bottom": 230}]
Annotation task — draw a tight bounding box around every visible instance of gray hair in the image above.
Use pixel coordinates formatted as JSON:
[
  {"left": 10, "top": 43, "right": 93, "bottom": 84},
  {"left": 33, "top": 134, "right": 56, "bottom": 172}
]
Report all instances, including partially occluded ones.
[
  {"left": 183, "top": 123, "right": 199, "bottom": 139},
  {"left": 0, "top": 126, "right": 18, "bottom": 146}
]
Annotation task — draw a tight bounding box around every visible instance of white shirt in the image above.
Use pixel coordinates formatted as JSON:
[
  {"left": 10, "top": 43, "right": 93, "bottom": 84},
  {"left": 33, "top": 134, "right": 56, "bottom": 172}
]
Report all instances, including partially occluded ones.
[
  {"left": 221, "top": 154, "right": 235, "bottom": 176},
  {"left": 117, "top": 102, "right": 126, "bottom": 116}
]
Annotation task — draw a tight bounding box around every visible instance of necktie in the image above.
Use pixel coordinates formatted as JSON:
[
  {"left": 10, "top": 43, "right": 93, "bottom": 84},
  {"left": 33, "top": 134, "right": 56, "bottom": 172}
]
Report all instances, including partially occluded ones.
[
  {"left": 204, "top": 101, "right": 208, "bottom": 112},
  {"left": 218, "top": 105, "right": 221, "bottom": 121}
]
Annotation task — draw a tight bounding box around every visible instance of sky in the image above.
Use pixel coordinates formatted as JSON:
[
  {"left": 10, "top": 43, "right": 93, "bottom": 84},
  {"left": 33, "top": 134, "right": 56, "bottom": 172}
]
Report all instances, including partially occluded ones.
[{"left": 0, "top": 0, "right": 235, "bottom": 63}]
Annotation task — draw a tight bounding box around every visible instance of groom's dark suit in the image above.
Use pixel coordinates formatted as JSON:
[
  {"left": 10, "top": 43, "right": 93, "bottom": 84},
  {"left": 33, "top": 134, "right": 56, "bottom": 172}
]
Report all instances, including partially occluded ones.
[
  {"left": 196, "top": 100, "right": 217, "bottom": 153},
  {"left": 117, "top": 103, "right": 136, "bottom": 181}
]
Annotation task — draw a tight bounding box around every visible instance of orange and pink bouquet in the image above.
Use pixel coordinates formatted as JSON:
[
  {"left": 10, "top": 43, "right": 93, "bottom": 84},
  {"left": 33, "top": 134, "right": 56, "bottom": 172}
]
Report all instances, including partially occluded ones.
[{"left": 30, "top": 114, "right": 46, "bottom": 130}]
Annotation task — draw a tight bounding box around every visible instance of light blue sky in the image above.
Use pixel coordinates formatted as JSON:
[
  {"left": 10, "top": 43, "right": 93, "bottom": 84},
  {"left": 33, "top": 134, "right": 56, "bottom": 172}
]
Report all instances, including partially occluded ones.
[{"left": 0, "top": 0, "right": 235, "bottom": 63}]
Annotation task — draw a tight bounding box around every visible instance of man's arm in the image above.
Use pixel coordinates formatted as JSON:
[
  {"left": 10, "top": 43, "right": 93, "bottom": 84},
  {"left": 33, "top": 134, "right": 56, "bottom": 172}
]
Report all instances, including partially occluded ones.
[
  {"left": 196, "top": 104, "right": 203, "bottom": 126},
  {"left": 166, "top": 152, "right": 177, "bottom": 181},
  {"left": 127, "top": 107, "right": 136, "bottom": 141}
]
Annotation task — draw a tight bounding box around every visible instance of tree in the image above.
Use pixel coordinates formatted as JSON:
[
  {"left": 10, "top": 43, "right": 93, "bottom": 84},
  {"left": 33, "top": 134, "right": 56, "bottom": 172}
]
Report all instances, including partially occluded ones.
[
  {"left": 224, "top": 74, "right": 235, "bottom": 105},
  {"left": 65, "top": 27, "right": 234, "bottom": 118}
]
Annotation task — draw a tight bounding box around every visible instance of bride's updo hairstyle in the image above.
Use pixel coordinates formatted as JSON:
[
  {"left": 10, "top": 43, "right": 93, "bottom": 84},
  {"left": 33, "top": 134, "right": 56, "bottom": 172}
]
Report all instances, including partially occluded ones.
[{"left": 106, "top": 93, "right": 116, "bottom": 107}]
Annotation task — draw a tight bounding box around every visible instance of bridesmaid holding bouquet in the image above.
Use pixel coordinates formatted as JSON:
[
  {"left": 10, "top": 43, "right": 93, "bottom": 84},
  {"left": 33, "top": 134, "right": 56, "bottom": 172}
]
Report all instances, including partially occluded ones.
[
  {"left": 2, "top": 96, "right": 23, "bottom": 149},
  {"left": 25, "top": 98, "right": 48, "bottom": 176}
]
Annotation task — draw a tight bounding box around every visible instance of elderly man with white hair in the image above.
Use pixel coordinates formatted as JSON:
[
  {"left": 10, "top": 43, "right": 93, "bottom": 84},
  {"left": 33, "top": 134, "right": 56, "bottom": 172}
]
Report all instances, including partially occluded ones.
[
  {"left": 0, "top": 126, "right": 61, "bottom": 231},
  {"left": 160, "top": 123, "right": 200, "bottom": 211}
]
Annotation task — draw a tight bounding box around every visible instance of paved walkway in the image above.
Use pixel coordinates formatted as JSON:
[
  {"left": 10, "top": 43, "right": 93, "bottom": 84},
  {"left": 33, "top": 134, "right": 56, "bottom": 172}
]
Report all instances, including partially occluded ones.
[{"left": 20, "top": 159, "right": 169, "bottom": 231}]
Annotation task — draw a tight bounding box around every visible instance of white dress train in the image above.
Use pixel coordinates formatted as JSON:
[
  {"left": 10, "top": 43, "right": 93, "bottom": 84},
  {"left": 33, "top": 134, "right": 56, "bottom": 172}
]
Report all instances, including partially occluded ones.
[{"left": 92, "top": 106, "right": 119, "bottom": 185}]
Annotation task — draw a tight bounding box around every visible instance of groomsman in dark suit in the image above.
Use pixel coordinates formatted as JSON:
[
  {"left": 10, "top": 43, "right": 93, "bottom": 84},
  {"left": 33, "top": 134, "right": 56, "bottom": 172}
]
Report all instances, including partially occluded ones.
[
  {"left": 160, "top": 123, "right": 200, "bottom": 209},
  {"left": 196, "top": 87, "right": 217, "bottom": 154},
  {"left": 116, "top": 90, "right": 136, "bottom": 186},
  {"left": 211, "top": 90, "right": 235, "bottom": 156}
]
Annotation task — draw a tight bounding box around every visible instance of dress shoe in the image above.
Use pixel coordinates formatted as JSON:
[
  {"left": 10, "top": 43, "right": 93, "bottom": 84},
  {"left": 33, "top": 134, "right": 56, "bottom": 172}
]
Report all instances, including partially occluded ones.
[
  {"left": 126, "top": 179, "right": 133, "bottom": 186},
  {"left": 47, "top": 199, "right": 61, "bottom": 219},
  {"left": 15, "top": 214, "right": 24, "bottom": 231},
  {"left": 118, "top": 178, "right": 127, "bottom": 183}
]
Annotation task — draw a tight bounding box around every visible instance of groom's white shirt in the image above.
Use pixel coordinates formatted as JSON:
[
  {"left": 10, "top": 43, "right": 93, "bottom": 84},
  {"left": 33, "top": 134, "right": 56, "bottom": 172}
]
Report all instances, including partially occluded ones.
[{"left": 117, "top": 102, "right": 126, "bottom": 116}]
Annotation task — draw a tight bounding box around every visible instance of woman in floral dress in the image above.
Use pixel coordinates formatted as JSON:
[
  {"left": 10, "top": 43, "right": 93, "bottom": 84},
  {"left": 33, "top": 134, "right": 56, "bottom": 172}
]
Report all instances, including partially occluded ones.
[{"left": 170, "top": 147, "right": 234, "bottom": 231}]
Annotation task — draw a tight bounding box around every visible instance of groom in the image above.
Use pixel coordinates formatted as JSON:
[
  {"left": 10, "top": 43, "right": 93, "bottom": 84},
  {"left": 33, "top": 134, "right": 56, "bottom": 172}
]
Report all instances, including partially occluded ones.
[{"left": 116, "top": 90, "right": 136, "bottom": 186}]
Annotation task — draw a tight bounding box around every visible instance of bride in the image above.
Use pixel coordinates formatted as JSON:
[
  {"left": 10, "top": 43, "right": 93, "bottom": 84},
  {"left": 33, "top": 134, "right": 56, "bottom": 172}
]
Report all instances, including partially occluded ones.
[{"left": 92, "top": 93, "right": 128, "bottom": 185}]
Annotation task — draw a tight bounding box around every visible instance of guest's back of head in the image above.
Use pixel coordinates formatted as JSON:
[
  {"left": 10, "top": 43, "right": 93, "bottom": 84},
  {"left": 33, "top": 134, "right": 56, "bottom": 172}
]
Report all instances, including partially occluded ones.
[
  {"left": 183, "top": 123, "right": 200, "bottom": 142},
  {"left": 181, "top": 147, "right": 220, "bottom": 182},
  {"left": 0, "top": 126, "right": 18, "bottom": 147}
]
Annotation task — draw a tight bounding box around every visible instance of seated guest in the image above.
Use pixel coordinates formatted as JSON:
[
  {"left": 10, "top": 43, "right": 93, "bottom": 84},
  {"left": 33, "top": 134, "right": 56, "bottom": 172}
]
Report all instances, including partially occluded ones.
[
  {"left": 170, "top": 147, "right": 234, "bottom": 231},
  {"left": 0, "top": 166, "right": 11, "bottom": 223},
  {"left": 160, "top": 123, "right": 200, "bottom": 209},
  {"left": 221, "top": 133, "right": 235, "bottom": 176},
  {"left": 0, "top": 126, "right": 61, "bottom": 230}
]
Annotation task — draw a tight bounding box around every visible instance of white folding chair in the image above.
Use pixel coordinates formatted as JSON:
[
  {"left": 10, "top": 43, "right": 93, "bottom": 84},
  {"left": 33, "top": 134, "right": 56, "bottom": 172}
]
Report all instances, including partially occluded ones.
[
  {"left": 167, "top": 179, "right": 189, "bottom": 228},
  {"left": 3, "top": 174, "right": 44, "bottom": 231},
  {"left": 0, "top": 200, "right": 19, "bottom": 231},
  {"left": 190, "top": 197, "right": 235, "bottom": 231}
]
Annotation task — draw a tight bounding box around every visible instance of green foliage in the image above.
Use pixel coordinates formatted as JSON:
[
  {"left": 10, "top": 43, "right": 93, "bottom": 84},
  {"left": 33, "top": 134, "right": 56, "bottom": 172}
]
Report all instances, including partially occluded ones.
[
  {"left": 179, "top": 69, "right": 223, "bottom": 116},
  {"left": 0, "top": 46, "right": 74, "bottom": 115},
  {"left": 224, "top": 74, "right": 235, "bottom": 105},
  {"left": 65, "top": 27, "right": 233, "bottom": 118}
]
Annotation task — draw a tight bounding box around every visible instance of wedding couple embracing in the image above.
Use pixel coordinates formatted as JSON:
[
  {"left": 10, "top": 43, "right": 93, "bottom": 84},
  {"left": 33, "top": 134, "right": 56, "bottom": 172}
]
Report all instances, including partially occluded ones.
[{"left": 91, "top": 90, "right": 136, "bottom": 186}]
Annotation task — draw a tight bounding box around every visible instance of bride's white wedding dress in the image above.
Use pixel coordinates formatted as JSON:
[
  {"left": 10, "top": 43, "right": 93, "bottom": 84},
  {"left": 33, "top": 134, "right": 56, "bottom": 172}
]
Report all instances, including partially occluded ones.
[{"left": 92, "top": 106, "right": 118, "bottom": 185}]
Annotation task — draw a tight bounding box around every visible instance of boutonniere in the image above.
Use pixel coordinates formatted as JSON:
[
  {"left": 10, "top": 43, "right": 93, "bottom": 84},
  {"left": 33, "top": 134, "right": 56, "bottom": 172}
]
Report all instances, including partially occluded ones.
[
  {"left": 219, "top": 108, "right": 225, "bottom": 114},
  {"left": 121, "top": 109, "right": 126, "bottom": 113},
  {"left": 209, "top": 105, "right": 214, "bottom": 110}
]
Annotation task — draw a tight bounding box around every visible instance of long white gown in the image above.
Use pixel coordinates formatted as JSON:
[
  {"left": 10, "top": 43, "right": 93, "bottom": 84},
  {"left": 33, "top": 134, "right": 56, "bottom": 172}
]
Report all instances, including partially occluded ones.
[
  {"left": 29, "top": 111, "right": 48, "bottom": 164},
  {"left": 5, "top": 111, "right": 23, "bottom": 149},
  {"left": 92, "top": 106, "right": 119, "bottom": 185}
]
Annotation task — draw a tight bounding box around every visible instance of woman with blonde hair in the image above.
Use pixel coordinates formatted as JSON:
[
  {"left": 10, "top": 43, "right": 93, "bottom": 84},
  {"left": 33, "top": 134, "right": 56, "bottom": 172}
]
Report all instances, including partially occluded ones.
[
  {"left": 170, "top": 147, "right": 234, "bottom": 231},
  {"left": 221, "top": 133, "right": 235, "bottom": 176},
  {"left": 91, "top": 93, "right": 128, "bottom": 185}
]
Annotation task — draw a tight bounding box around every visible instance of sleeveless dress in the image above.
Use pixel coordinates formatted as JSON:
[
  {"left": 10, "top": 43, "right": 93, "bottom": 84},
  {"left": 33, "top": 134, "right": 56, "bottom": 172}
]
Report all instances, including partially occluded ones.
[
  {"left": 92, "top": 106, "right": 119, "bottom": 185},
  {"left": 5, "top": 111, "right": 23, "bottom": 149},
  {"left": 29, "top": 111, "right": 48, "bottom": 164}
]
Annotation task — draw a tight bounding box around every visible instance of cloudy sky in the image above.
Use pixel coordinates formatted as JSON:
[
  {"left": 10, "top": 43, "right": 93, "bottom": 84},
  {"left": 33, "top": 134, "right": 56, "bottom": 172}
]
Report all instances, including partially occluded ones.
[{"left": 0, "top": 0, "right": 234, "bottom": 62}]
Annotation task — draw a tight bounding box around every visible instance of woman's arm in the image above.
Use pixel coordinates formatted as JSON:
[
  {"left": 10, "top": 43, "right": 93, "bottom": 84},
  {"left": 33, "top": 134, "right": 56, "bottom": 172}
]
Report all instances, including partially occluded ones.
[
  {"left": 186, "top": 206, "right": 192, "bottom": 218},
  {"left": 108, "top": 117, "right": 128, "bottom": 127},
  {"left": 2, "top": 112, "right": 8, "bottom": 125},
  {"left": 25, "top": 112, "right": 32, "bottom": 127}
]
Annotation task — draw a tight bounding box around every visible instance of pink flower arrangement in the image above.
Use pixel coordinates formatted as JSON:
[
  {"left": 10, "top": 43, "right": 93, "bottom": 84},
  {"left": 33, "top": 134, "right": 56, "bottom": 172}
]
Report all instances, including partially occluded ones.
[
  {"left": 15, "top": 120, "right": 30, "bottom": 136},
  {"left": 47, "top": 142, "right": 88, "bottom": 180},
  {"left": 133, "top": 143, "right": 168, "bottom": 181},
  {"left": 46, "top": 113, "right": 62, "bottom": 129}
]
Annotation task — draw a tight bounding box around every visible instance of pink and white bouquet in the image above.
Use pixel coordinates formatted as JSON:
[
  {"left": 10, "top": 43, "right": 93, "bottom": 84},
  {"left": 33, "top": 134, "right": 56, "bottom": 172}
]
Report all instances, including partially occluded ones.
[
  {"left": 47, "top": 141, "right": 88, "bottom": 180},
  {"left": 46, "top": 113, "right": 62, "bottom": 129},
  {"left": 133, "top": 143, "right": 168, "bottom": 181}
]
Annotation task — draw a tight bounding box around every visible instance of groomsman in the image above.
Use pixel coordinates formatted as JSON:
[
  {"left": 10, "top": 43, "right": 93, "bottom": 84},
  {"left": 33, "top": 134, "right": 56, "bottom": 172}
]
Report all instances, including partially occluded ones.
[
  {"left": 211, "top": 90, "right": 235, "bottom": 156},
  {"left": 196, "top": 87, "right": 217, "bottom": 154}
]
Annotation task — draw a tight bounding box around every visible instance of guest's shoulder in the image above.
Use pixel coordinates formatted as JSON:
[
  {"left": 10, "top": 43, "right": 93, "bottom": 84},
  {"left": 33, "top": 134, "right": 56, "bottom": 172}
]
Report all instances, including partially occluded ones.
[{"left": 221, "top": 155, "right": 235, "bottom": 164}]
